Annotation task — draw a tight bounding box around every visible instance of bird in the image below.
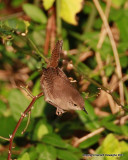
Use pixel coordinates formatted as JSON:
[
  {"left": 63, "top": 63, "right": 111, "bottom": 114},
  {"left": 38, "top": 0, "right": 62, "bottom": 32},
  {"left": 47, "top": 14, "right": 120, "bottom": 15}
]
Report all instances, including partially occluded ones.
[{"left": 40, "top": 40, "right": 88, "bottom": 116}]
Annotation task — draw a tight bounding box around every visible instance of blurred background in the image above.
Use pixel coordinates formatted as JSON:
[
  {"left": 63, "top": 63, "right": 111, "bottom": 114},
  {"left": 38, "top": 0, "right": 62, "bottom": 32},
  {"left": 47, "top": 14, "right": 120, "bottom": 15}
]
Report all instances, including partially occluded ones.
[{"left": 0, "top": 0, "right": 128, "bottom": 159}]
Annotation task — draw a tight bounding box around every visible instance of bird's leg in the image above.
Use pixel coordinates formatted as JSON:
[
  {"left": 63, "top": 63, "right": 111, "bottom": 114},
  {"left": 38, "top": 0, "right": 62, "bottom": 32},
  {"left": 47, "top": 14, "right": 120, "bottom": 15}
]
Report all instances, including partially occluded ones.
[
  {"left": 56, "top": 107, "right": 65, "bottom": 116},
  {"left": 68, "top": 77, "right": 77, "bottom": 83}
]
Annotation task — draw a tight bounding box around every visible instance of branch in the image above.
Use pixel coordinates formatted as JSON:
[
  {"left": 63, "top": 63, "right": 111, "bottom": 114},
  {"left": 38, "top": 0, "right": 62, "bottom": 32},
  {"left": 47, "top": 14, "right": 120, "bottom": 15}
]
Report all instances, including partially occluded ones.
[
  {"left": 0, "top": 136, "right": 9, "bottom": 141},
  {"left": 27, "top": 37, "right": 49, "bottom": 63},
  {"left": 73, "top": 118, "right": 121, "bottom": 147},
  {"left": 94, "top": 0, "right": 118, "bottom": 114},
  {"left": 8, "top": 92, "right": 43, "bottom": 160},
  {"left": 76, "top": 67, "right": 127, "bottom": 112},
  {"left": 20, "top": 85, "right": 34, "bottom": 98},
  {"left": 93, "top": 0, "right": 124, "bottom": 106},
  {"left": 84, "top": 74, "right": 127, "bottom": 111},
  {"left": 56, "top": 0, "right": 62, "bottom": 38}
]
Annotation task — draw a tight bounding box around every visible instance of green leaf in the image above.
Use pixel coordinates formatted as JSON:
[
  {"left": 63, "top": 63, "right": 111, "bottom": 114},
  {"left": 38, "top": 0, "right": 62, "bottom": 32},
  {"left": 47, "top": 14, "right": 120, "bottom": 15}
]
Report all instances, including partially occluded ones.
[
  {"left": 110, "top": 8, "right": 123, "bottom": 21},
  {"left": 11, "top": 0, "right": 25, "bottom": 7},
  {"left": 32, "top": 30, "right": 45, "bottom": 46},
  {"left": 95, "top": 135, "right": 128, "bottom": 160},
  {"left": 95, "top": 134, "right": 121, "bottom": 160},
  {"left": 22, "top": 3, "right": 47, "bottom": 24},
  {"left": 43, "top": 0, "right": 55, "bottom": 10},
  {"left": 111, "top": 0, "right": 126, "bottom": 8},
  {"left": 105, "top": 65, "right": 114, "bottom": 77},
  {"left": 8, "top": 89, "right": 30, "bottom": 121},
  {"left": 79, "top": 135, "right": 100, "bottom": 149},
  {"left": 120, "top": 56, "right": 128, "bottom": 68},
  {"left": 37, "top": 124, "right": 49, "bottom": 139},
  {"left": 36, "top": 144, "right": 57, "bottom": 160},
  {"left": 100, "top": 114, "right": 116, "bottom": 124},
  {"left": 18, "top": 152, "right": 30, "bottom": 160},
  {"left": 27, "top": 72, "right": 40, "bottom": 83},
  {"left": 5, "top": 19, "right": 26, "bottom": 32},
  {"left": 0, "top": 116, "right": 16, "bottom": 138},
  {"left": 76, "top": 100, "right": 100, "bottom": 130},
  {"left": 124, "top": 85, "right": 128, "bottom": 104},
  {"left": 33, "top": 120, "right": 52, "bottom": 140},
  {"left": 104, "top": 121, "right": 128, "bottom": 137},
  {"left": 57, "top": 149, "right": 81, "bottom": 160},
  {"left": 31, "top": 96, "right": 46, "bottom": 118},
  {"left": 116, "top": 10, "right": 128, "bottom": 41},
  {"left": 42, "top": 133, "right": 69, "bottom": 149},
  {"left": 120, "top": 141, "right": 128, "bottom": 152},
  {"left": 42, "top": 133, "right": 81, "bottom": 155},
  {"left": 120, "top": 125, "right": 128, "bottom": 136},
  {"left": 102, "top": 134, "right": 121, "bottom": 155},
  {"left": 27, "top": 146, "right": 38, "bottom": 160},
  {"left": 70, "top": 31, "right": 112, "bottom": 59},
  {"left": 69, "top": 54, "right": 92, "bottom": 75},
  {"left": 60, "top": 0, "right": 83, "bottom": 25},
  {"left": 0, "top": 100, "right": 6, "bottom": 115},
  {"left": 103, "top": 122, "right": 122, "bottom": 134},
  {"left": 32, "top": 79, "right": 42, "bottom": 96},
  {"left": 120, "top": 152, "right": 128, "bottom": 160}
]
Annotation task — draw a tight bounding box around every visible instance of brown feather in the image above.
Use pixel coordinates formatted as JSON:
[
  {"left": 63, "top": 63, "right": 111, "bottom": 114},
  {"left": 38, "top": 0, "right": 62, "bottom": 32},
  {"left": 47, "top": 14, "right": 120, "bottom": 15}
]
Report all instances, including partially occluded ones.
[{"left": 48, "top": 40, "right": 63, "bottom": 68}]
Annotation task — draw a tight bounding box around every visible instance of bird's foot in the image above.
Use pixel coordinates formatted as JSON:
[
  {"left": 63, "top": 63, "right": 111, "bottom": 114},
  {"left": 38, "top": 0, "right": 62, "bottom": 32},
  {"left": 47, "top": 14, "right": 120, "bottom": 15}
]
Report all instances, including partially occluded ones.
[{"left": 56, "top": 107, "right": 65, "bottom": 116}]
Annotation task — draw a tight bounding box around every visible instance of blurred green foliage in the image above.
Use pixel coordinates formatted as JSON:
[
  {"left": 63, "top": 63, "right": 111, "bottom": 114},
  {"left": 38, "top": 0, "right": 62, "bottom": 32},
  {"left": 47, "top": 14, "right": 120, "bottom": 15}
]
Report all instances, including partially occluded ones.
[{"left": 0, "top": 0, "right": 128, "bottom": 160}]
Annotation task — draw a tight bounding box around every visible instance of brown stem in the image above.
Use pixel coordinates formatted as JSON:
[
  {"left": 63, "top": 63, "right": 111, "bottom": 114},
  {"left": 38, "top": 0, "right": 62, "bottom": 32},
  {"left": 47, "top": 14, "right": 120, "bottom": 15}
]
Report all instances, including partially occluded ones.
[
  {"left": 73, "top": 118, "right": 121, "bottom": 147},
  {"left": 82, "top": 74, "right": 126, "bottom": 111},
  {"left": 93, "top": 0, "right": 124, "bottom": 106},
  {"left": 95, "top": 0, "right": 118, "bottom": 114},
  {"left": 7, "top": 92, "right": 43, "bottom": 160},
  {"left": 44, "top": 7, "right": 56, "bottom": 55}
]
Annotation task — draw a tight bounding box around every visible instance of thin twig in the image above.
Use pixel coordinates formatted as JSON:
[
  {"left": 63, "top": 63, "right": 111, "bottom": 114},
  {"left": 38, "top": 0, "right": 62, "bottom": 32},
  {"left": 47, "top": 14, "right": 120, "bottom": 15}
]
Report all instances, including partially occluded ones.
[
  {"left": 0, "top": 136, "right": 10, "bottom": 141},
  {"left": 74, "top": 127, "right": 104, "bottom": 147},
  {"left": 8, "top": 28, "right": 49, "bottom": 64},
  {"left": 84, "top": 3, "right": 97, "bottom": 32},
  {"left": 120, "top": 115, "right": 128, "bottom": 125},
  {"left": 95, "top": 108, "right": 110, "bottom": 116},
  {"left": 0, "top": 12, "right": 24, "bottom": 21},
  {"left": 56, "top": 0, "right": 62, "bottom": 37},
  {"left": 21, "top": 111, "right": 31, "bottom": 135},
  {"left": 73, "top": 118, "right": 120, "bottom": 147},
  {"left": 93, "top": 0, "right": 124, "bottom": 106},
  {"left": 95, "top": 0, "right": 118, "bottom": 113},
  {"left": 27, "top": 37, "right": 49, "bottom": 63},
  {"left": 8, "top": 92, "right": 43, "bottom": 160},
  {"left": 78, "top": 70, "right": 127, "bottom": 112},
  {"left": 44, "top": 7, "right": 56, "bottom": 55},
  {"left": 20, "top": 86, "right": 33, "bottom": 134},
  {"left": 20, "top": 85, "right": 34, "bottom": 98}
]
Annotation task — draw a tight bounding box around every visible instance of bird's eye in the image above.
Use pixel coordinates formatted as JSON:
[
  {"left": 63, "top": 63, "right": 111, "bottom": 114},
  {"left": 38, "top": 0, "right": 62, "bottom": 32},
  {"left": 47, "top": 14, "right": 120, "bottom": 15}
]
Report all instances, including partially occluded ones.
[{"left": 74, "top": 104, "right": 77, "bottom": 106}]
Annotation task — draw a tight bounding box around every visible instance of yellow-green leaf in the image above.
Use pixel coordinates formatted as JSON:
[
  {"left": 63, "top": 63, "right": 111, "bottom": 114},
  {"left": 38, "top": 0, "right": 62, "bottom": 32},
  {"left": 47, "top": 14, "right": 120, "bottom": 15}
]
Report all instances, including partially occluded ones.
[
  {"left": 43, "top": 0, "right": 55, "bottom": 10},
  {"left": 18, "top": 153, "right": 30, "bottom": 160},
  {"left": 94, "top": 134, "right": 122, "bottom": 160},
  {"left": 23, "top": 20, "right": 30, "bottom": 34},
  {"left": 37, "top": 124, "right": 49, "bottom": 140},
  {"left": 120, "top": 141, "right": 128, "bottom": 152},
  {"left": 111, "top": 0, "right": 125, "bottom": 8},
  {"left": 102, "top": 134, "right": 121, "bottom": 160},
  {"left": 23, "top": 3, "right": 47, "bottom": 24},
  {"left": 60, "top": 0, "right": 83, "bottom": 25}
]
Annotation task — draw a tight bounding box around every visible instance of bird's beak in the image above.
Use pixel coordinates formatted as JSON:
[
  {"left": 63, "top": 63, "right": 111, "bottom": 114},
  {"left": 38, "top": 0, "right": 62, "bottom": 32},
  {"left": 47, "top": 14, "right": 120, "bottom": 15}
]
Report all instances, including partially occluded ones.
[{"left": 83, "top": 108, "right": 88, "bottom": 114}]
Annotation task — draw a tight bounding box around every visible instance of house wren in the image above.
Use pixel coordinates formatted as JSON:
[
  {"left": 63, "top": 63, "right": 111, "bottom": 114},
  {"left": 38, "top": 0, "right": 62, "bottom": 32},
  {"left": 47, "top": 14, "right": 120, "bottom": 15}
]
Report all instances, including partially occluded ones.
[{"left": 41, "top": 40, "right": 88, "bottom": 115}]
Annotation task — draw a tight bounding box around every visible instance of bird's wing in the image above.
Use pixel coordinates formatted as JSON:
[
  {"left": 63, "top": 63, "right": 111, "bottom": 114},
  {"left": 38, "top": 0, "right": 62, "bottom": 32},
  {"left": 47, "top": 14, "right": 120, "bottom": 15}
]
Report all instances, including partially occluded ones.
[
  {"left": 41, "top": 68, "right": 56, "bottom": 95},
  {"left": 57, "top": 68, "right": 70, "bottom": 82}
]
